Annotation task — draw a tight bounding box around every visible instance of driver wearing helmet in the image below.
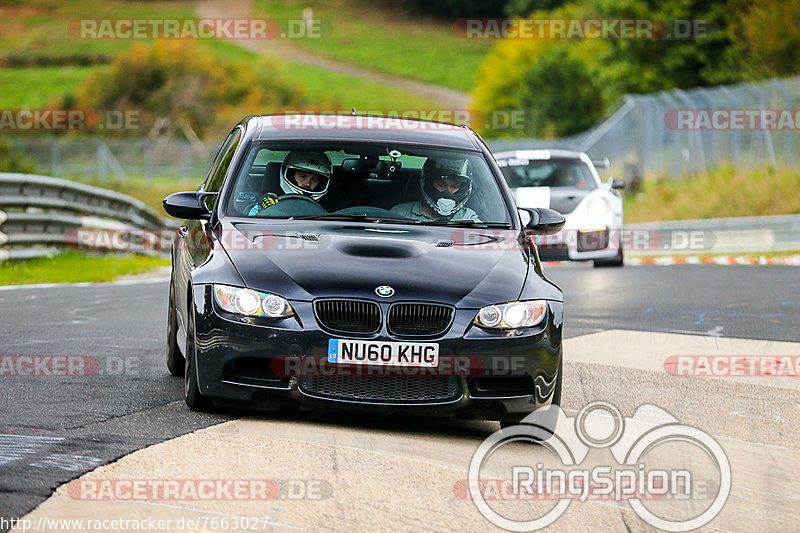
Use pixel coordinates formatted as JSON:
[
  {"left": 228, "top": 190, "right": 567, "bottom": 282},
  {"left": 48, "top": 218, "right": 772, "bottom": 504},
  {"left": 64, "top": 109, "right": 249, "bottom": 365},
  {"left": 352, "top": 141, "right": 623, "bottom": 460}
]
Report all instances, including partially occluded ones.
[
  {"left": 249, "top": 151, "right": 332, "bottom": 216},
  {"left": 391, "top": 156, "right": 481, "bottom": 221}
]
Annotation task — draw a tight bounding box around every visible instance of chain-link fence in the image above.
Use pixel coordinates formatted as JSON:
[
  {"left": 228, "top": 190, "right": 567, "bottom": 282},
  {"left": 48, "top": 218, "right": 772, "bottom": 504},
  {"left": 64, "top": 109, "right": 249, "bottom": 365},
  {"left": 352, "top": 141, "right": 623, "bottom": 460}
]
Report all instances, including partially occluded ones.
[
  {"left": 5, "top": 137, "right": 214, "bottom": 182},
  {"left": 488, "top": 75, "right": 800, "bottom": 183},
  {"left": 6, "top": 75, "right": 800, "bottom": 183}
]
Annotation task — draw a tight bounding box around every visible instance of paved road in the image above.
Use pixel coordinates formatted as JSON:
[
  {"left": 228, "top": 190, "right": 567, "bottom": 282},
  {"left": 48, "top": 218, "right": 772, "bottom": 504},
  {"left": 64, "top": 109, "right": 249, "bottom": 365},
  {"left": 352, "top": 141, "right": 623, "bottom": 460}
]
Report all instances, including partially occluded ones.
[
  {"left": 548, "top": 264, "right": 800, "bottom": 342},
  {"left": 1, "top": 265, "right": 798, "bottom": 531}
]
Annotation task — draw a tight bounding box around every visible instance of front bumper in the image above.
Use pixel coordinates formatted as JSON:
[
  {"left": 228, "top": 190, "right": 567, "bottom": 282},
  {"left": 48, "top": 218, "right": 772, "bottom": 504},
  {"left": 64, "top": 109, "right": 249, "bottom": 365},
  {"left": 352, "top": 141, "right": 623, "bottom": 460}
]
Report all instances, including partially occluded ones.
[
  {"left": 191, "top": 285, "right": 563, "bottom": 421},
  {"left": 536, "top": 211, "right": 623, "bottom": 262}
]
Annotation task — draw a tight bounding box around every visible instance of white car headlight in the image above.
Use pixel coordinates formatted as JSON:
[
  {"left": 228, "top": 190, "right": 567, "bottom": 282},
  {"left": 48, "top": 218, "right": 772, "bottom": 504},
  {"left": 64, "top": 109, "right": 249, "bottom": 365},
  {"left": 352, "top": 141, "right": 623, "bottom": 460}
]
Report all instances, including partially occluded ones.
[
  {"left": 474, "top": 301, "right": 547, "bottom": 329},
  {"left": 586, "top": 196, "right": 609, "bottom": 218},
  {"left": 213, "top": 285, "right": 294, "bottom": 318}
]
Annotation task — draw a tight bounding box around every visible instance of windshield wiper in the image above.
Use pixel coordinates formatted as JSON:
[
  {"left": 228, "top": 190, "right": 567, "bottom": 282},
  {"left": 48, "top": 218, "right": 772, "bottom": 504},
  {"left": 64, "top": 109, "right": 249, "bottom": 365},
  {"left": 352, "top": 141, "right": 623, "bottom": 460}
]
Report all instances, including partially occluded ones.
[
  {"left": 292, "top": 213, "right": 412, "bottom": 223},
  {"left": 426, "top": 220, "right": 512, "bottom": 228}
]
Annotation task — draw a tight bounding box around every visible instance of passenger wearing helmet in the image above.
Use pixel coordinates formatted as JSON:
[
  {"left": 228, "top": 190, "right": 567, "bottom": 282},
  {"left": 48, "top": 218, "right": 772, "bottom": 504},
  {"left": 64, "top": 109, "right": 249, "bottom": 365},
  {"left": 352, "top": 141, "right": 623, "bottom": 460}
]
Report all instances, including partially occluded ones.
[
  {"left": 391, "top": 157, "right": 481, "bottom": 221},
  {"left": 249, "top": 151, "right": 332, "bottom": 215}
]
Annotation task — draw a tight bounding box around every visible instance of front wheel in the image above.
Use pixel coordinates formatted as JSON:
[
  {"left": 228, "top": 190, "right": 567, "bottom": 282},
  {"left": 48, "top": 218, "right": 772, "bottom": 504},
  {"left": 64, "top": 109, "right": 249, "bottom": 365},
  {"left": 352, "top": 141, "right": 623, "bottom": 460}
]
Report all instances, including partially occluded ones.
[{"left": 184, "top": 302, "right": 213, "bottom": 411}]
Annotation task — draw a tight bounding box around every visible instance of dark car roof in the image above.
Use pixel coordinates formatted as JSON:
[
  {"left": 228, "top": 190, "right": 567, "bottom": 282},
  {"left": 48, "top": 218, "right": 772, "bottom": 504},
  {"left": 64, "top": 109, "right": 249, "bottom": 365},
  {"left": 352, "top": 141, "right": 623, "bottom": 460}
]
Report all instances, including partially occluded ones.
[{"left": 244, "top": 114, "right": 483, "bottom": 150}]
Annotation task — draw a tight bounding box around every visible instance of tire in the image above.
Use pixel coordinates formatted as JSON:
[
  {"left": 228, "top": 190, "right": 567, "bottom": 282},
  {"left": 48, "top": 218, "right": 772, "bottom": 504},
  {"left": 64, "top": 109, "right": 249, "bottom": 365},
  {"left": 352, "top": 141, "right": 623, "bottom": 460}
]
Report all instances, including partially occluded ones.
[
  {"left": 184, "top": 299, "right": 213, "bottom": 412},
  {"left": 593, "top": 248, "right": 624, "bottom": 268},
  {"left": 166, "top": 277, "right": 184, "bottom": 377},
  {"left": 500, "top": 357, "right": 562, "bottom": 431}
]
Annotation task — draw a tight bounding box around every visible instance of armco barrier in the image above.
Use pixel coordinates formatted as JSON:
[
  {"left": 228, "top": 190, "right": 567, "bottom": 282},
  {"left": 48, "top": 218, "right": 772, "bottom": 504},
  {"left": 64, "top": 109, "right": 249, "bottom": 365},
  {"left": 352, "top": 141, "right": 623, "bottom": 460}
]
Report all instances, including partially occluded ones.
[
  {"left": 625, "top": 214, "right": 800, "bottom": 255},
  {"left": 0, "top": 173, "right": 171, "bottom": 261}
]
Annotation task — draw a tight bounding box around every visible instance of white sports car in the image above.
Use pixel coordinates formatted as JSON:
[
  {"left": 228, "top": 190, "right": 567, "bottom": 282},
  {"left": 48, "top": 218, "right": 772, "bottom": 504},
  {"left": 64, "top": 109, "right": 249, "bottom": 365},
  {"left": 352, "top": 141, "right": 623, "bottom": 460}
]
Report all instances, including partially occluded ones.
[{"left": 494, "top": 149, "right": 625, "bottom": 267}]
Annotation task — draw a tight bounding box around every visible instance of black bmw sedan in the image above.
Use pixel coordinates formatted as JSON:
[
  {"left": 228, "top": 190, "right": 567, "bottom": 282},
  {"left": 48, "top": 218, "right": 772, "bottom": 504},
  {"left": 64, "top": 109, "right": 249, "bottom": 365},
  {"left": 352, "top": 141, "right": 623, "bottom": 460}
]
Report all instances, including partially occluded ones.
[{"left": 163, "top": 114, "right": 565, "bottom": 426}]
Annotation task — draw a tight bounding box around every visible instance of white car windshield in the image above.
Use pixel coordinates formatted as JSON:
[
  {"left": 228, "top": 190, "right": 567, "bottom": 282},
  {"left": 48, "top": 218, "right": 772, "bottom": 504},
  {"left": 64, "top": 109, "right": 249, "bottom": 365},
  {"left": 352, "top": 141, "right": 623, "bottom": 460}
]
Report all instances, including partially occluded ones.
[{"left": 499, "top": 157, "right": 598, "bottom": 191}]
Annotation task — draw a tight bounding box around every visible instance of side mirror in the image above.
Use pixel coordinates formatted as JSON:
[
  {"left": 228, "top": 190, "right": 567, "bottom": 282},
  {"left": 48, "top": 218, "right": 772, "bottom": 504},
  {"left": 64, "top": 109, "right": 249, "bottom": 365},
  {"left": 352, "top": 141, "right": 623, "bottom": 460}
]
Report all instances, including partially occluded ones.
[
  {"left": 608, "top": 178, "right": 625, "bottom": 190},
  {"left": 163, "top": 191, "right": 211, "bottom": 220},
  {"left": 519, "top": 207, "right": 565, "bottom": 235}
]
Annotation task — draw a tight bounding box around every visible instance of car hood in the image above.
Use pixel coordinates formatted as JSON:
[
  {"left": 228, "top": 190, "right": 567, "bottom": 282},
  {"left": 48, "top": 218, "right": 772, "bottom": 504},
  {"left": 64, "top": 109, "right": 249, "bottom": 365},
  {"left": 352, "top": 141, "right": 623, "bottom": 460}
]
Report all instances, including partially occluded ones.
[
  {"left": 217, "top": 220, "right": 552, "bottom": 307},
  {"left": 513, "top": 187, "right": 590, "bottom": 215}
]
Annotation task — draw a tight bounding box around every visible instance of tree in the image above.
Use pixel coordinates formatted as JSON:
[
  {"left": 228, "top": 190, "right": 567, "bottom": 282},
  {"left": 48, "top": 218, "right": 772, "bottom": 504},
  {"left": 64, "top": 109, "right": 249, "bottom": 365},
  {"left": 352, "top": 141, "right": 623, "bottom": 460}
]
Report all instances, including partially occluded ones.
[{"left": 519, "top": 45, "right": 605, "bottom": 137}]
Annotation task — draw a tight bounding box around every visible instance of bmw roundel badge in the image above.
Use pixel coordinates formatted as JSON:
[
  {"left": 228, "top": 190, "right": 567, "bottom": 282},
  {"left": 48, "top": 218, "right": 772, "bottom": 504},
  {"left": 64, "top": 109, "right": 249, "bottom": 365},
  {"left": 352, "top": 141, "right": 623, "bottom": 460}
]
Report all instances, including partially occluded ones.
[{"left": 375, "top": 285, "right": 395, "bottom": 298}]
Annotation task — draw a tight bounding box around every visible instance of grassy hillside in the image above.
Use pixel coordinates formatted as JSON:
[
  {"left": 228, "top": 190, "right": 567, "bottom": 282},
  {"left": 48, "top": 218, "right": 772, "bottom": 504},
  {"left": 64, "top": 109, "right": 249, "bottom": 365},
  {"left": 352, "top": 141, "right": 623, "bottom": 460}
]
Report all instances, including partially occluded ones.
[
  {"left": 0, "top": 1, "right": 442, "bottom": 112},
  {"left": 624, "top": 166, "right": 800, "bottom": 222},
  {"left": 254, "top": 0, "right": 491, "bottom": 92}
]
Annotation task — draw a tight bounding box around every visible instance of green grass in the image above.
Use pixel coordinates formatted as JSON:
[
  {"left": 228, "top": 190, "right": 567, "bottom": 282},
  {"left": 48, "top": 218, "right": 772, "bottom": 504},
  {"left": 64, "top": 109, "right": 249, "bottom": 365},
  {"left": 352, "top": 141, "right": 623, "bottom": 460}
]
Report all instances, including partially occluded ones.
[
  {"left": 201, "top": 40, "right": 441, "bottom": 110},
  {"left": 255, "top": 0, "right": 492, "bottom": 92},
  {"left": 0, "top": 65, "right": 93, "bottom": 107},
  {"left": 282, "top": 61, "right": 441, "bottom": 110},
  {"left": 0, "top": 250, "right": 169, "bottom": 285},
  {"left": 624, "top": 166, "right": 800, "bottom": 223},
  {"left": 0, "top": 0, "right": 197, "bottom": 60}
]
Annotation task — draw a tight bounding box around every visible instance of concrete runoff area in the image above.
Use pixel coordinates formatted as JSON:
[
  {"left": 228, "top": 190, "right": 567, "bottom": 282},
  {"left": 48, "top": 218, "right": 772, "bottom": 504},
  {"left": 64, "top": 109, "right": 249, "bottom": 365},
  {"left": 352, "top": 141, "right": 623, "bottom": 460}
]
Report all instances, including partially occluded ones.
[{"left": 13, "top": 329, "right": 800, "bottom": 532}]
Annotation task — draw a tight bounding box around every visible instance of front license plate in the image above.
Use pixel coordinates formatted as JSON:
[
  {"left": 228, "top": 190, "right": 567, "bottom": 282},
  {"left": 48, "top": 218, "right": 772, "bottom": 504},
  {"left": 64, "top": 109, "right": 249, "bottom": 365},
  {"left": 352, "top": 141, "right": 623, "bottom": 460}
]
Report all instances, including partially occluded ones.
[{"left": 327, "top": 339, "right": 439, "bottom": 367}]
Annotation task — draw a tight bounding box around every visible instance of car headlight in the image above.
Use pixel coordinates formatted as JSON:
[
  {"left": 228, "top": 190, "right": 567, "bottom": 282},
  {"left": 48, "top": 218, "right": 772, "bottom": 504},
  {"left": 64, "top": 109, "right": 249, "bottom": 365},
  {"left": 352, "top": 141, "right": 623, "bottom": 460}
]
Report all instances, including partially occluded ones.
[
  {"left": 474, "top": 301, "right": 547, "bottom": 329},
  {"left": 586, "top": 196, "right": 609, "bottom": 218},
  {"left": 213, "top": 285, "right": 294, "bottom": 318}
]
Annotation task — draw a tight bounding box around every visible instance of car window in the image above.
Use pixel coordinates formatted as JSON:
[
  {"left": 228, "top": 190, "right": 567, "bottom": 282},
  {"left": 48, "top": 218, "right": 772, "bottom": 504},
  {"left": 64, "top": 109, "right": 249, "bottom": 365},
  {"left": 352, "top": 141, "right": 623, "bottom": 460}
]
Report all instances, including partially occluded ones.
[
  {"left": 499, "top": 158, "right": 598, "bottom": 190},
  {"left": 223, "top": 142, "right": 512, "bottom": 225},
  {"left": 203, "top": 128, "right": 243, "bottom": 210}
]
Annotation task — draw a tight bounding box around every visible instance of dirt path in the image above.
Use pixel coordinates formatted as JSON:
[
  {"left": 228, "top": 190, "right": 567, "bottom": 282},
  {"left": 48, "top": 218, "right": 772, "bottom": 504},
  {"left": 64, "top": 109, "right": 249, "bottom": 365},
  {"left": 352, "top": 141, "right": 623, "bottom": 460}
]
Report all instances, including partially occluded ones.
[{"left": 196, "top": 0, "right": 471, "bottom": 109}]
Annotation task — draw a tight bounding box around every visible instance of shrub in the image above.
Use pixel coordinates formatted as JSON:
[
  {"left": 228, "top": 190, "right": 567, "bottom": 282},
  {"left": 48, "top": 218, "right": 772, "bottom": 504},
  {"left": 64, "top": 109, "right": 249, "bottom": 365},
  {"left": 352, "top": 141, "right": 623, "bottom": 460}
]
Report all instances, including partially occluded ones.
[
  {"left": 0, "top": 141, "right": 36, "bottom": 174},
  {"left": 73, "top": 41, "right": 307, "bottom": 138}
]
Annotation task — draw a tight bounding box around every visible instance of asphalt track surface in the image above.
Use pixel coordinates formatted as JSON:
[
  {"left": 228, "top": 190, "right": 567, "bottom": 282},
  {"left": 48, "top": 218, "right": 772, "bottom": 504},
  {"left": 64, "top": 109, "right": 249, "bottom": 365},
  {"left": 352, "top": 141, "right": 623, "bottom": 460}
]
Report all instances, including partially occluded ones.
[{"left": 0, "top": 264, "right": 798, "bottom": 531}]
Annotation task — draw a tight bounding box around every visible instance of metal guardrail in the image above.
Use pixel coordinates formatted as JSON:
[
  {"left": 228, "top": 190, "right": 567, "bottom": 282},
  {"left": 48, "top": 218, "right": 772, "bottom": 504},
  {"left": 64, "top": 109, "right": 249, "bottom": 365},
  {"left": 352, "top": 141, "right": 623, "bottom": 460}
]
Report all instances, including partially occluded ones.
[
  {"left": 626, "top": 214, "right": 800, "bottom": 255},
  {"left": 0, "top": 173, "right": 171, "bottom": 262}
]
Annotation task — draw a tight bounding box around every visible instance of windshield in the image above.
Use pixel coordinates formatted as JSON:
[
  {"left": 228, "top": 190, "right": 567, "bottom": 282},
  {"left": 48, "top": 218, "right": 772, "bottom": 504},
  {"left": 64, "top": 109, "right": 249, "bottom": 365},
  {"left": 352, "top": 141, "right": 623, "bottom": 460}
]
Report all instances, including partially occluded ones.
[
  {"left": 223, "top": 142, "right": 512, "bottom": 225},
  {"left": 498, "top": 157, "right": 598, "bottom": 190}
]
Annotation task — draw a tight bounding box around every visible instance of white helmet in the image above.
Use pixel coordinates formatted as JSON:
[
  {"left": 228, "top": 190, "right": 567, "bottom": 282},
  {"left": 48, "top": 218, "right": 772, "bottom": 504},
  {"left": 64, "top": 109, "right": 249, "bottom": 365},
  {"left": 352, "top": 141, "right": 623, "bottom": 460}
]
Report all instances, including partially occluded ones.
[
  {"left": 280, "top": 151, "right": 332, "bottom": 201},
  {"left": 421, "top": 156, "right": 474, "bottom": 217}
]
